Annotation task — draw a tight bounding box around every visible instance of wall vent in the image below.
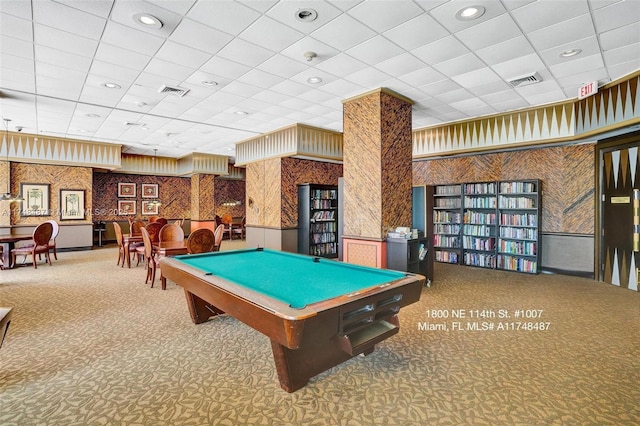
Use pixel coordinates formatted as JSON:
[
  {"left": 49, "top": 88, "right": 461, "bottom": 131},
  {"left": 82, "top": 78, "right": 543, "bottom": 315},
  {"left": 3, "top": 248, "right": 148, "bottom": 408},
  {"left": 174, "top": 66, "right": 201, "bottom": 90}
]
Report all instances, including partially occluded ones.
[
  {"left": 158, "top": 84, "right": 190, "bottom": 97},
  {"left": 507, "top": 72, "right": 543, "bottom": 88}
]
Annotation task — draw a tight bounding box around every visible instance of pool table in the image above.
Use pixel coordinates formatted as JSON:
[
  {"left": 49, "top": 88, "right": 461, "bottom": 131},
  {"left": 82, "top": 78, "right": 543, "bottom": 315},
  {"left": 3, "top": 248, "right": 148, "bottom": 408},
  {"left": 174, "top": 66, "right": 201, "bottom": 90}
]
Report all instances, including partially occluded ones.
[{"left": 160, "top": 248, "right": 424, "bottom": 392}]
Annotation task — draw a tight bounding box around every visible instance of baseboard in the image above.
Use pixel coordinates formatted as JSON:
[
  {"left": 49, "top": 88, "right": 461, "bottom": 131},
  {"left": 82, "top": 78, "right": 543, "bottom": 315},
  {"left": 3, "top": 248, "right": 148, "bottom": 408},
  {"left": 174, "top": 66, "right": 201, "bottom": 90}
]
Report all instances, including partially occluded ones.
[{"left": 541, "top": 267, "right": 594, "bottom": 279}]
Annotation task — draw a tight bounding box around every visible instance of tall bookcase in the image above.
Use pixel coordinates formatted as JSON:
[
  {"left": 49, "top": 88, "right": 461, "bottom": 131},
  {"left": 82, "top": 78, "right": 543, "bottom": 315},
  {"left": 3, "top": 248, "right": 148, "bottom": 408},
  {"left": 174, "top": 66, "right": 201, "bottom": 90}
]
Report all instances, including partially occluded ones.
[
  {"left": 430, "top": 180, "right": 541, "bottom": 274},
  {"left": 497, "top": 180, "right": 541, "bottom": 274},
  {"left": 462, "top": 182, "right": 497, "bottom": 269},
  {"left": 432, "top": 184, "right": 462, "bottom": 264},
  {"left": 298, "top": 183, "right": 339, "bottom": 258}
]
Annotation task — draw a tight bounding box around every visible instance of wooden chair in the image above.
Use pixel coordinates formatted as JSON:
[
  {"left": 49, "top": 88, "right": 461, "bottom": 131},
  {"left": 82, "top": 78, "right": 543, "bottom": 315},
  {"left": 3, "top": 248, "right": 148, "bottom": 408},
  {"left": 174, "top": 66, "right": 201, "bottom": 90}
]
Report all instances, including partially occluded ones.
[
  {"left": 186, "top": 228, "right": 216, "bottom": 254},
  {"left": 46, "top": 220, "right": 60, "bottom": 260},
  {"left": 232, "top": 216, "right": 246, "bottom": 240},
  {"left": 154, "top": 217, "right": 168, "bottom": 226},
  {"left": 148, "top": 216, "right": 159, "bottom": 223},
  {"left": 159, "top": 223, "right": 184, "bottom": 242},
  {"left": 113, "top": 222, "right": 128, "bottom": 267},
  {"left": 140, "top": 227, "right": 160, "bottom": 287},
  {"left": 221, "top": 213, "right": 233, "bottom": 240},
  {"left": 130, "top": 220, "right": 145, "bottom": 236},
  {"left": 145, "top": 222, "right": 163, "bottom": 244},
  {"left": 11, "top": 222, "right": 53, "bottom": 269},
  {"left": 213, "top": 224, "right": 225, "bottom": 252}
]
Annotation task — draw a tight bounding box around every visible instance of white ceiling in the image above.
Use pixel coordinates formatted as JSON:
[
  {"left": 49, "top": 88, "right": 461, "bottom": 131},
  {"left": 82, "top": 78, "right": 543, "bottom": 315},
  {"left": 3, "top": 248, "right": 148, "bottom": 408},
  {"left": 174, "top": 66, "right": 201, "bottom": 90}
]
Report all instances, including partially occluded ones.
[{"left": 1, "top": 0, "right": 639, "bottom": 160}]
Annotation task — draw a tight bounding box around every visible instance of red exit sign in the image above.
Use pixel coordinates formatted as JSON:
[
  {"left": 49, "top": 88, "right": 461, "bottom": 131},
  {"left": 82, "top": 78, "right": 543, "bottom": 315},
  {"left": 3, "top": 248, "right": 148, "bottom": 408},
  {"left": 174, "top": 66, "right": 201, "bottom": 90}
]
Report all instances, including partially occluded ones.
[{"left": 578, "top": 81, "right": 598, "bottom": 99}]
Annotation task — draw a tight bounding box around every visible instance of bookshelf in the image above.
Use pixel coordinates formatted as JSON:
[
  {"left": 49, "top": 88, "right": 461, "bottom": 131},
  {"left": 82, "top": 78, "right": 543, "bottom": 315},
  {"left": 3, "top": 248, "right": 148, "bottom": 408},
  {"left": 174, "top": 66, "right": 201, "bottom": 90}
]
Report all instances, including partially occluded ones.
[
  {"left": 298, "top": 183, "right": 339, "bottom": 258},
  {"left": 432, "top": 184, "right": 462, "bottom": 264},
  {"left": 497, "top": 180, "right": 541, "bottom": 274},
  {"left": 462, "top": 182, "right": 497, "bottom": 269}
]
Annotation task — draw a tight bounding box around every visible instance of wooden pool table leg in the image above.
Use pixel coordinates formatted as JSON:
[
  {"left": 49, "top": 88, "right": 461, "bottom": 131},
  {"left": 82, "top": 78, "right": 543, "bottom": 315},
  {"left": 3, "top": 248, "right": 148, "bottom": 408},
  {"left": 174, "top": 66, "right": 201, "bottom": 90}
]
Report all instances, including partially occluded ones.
[{"left": 183, "top": 290, "right": 225, "bottom": 324}]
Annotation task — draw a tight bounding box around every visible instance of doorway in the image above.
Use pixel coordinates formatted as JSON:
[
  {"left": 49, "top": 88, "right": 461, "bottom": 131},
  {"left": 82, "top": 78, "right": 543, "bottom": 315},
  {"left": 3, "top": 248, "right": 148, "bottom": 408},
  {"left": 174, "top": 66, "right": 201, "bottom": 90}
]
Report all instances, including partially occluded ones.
[{"left": 598, "top": 132, "right": 640, "bottom": 291}]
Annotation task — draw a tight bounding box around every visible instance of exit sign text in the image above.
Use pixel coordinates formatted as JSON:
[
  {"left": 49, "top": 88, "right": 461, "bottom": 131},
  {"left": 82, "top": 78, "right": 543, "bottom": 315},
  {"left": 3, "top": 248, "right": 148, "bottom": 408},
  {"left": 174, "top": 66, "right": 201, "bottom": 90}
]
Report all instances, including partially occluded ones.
[{"left": 579, "top": 81, "right": 598, "bottom": 99}]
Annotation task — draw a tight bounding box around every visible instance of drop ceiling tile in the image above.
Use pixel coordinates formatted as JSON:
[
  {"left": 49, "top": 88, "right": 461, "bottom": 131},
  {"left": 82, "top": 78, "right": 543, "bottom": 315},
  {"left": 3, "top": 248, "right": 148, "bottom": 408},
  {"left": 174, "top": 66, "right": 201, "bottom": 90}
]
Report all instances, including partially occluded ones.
[
  {"left": 411, "top": 35, "right": 470, "bottom": 65},
  {"left": 51, "top": 0, "right": 114, "bottom": 18},
  {"left": 144, "top": 57, "right": 195, "bottom": 81},
  {"left": 455, "top": 13, "right": 521, "bottom": 51},
  {"left": 451, "top": 67, "right": 502, "bottom": 89},
  {"left": 170, "top": 19, "right": 235, "bottom": 55},
  {"left": 32, "top": 0, "right": 106, "bottom": 40},
  {"left": 314, "top": 53, "right": 369, "bottom": 78},
  {"left": 266, "top": 0, "right": 343, "bottom": 33},
  {"left": 0, "top": 68, "right": 35, "bottom": 92},
  {"left": 317, "top": 78, "right": 366, "bottom": 97},
  {"left": 527, "top": 14, "right": 596, "bottom": 52},
  {"left": 491, "top": 53, "right": 546, "bottom": 80},
  {"left": 0, "top": 12, "right": 33, "bottom": 42},
  {"left": 1, "top": 53, "right": 33, "bottom": 73},
  {"left": 432, "top": 53, "right": 485, "bottom": 77},
  {"left": 201, "top": 56, "right": 251, "bottom": 80},
  {"left": 0, "top": 0, "right": 33, "bottom": 20},
  {"left": 449, "top": 97, "right": 489, "bottom": 113},
  {"left": 36, "top": 62, "right": 87, "bottom": 83},
  {"left": 101, "top": 21, "right": 164, "bottom": 55},
  {"left": 600, "top": 22, "right": 640, "bottom": 51},
  {"left": 603, "top": 43, "right": 640, "bottom": 68},
  {"left": 94, "top": 43, "right": 151, "bottom": 70},
  {"left": 239, "top": 16, "right": 304, "bottom": 52},
  {"left": 501, "top": 0, "right": 536, "bottom": 11},
  {"left": 187, "top": 0, "right": 260, "bottom": 35},
  {"left": 343, "top": 67, "right": 392, "bottom": 88},
  {"left": 375, "top": 53, "right": 426, "bottom": 76},
  {"left": 608, "top": 60, "right": 640, "bottom": 82},
  {"left": 269, "top": 79, "right": 311, "bottom": 97},
  {"left": 216, "top": 38, "right": 274, "bottom": 68},
  {"left": 155, "top": 41, "right": 212, "bottom": 70},
  {"left": 428, "top": 0, "right": 507, "bottom": 33},
  {"left": 397, "top": 67, "right": 447, "bottom": 88},
  {"left": 549, "top": 53, "right": 605, "bottom": 79},
  {"left": 519, "top": 86, "right": 567, "bottom": 106},
  {"left": 1, "top": 35, "right": 33, "bottom": 60},
  {"left": 33, "top": 25, "right": 98, "bottom": 58},
  {"left": 435, "top": 88, "right": 474, "bottom": 105},
  {"left": 474, "top": 36, "right": 535, "bottom": 66},
  {"left": 309, "top": 14, "right": 376, "bottom": 51},
  {"left": 468, "top": 80, "right": 513, "bottom": 97},
  {"left": 90, "top": 60, "right": 141, "bottom": 83},
  {"left": 557, "top": 68, "right": 610, "bottom": 93},
  {"left": 256, "top": 54, "right": 309, "bottom": 79},
  {"left": 251, "top": 89, "right": 290, "bottom": 105},
  {"left": 295, "top": 88, "right": 336, "bottom": 104},
  {"left": 539, "top": 36, "right": 602, "bottom": 68},
  {"left": 345, "top": 35, "right": 404, "bottom": 66},
  {"left": 480, "top": 89, "right": 524, "bottom": 105},
  {"left": 419, "top": 78, "right": 461, "bottom": 96},
  {"left": 383, "top": 14, "right": 449, "bottom": 51},
  {"left": 218, "top": 80, "right": 263, "bottom": 98},
  {"left": 347, "top": 0, "right": 424, "bottom": 33},
  {"left": 237, "top": 0, "right": 279, "bottom": 14},
  {"left": 593, "top": 0, "right": 640, "bottom": 33},
  {"left": 510, "top": 0, "right": 589, "bottom": 33}
]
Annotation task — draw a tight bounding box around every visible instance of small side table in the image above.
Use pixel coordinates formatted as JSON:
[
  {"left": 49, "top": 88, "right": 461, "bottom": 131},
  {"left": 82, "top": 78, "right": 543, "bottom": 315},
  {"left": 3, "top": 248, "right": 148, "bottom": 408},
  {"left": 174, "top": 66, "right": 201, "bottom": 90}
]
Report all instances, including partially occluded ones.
[{"left": 94, "top": 228, "right": 105, "bottom": 247}]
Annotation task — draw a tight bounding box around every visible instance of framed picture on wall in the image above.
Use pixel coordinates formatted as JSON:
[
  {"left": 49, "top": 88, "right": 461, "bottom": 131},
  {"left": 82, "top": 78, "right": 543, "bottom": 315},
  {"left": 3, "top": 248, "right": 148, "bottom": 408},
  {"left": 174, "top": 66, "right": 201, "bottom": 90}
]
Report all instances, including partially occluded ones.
[
  {"left": 141, "top": 184, "right": 158, "bottom": 198},
  {"left": 118, "top": 182, "right": 136, "bottom": 197},
  {"left": 142, "top": 201, "right": 159, "bottom": 215},
  {"left": 20, "top": 183, "right": 50, "bottom": 216},
  {"left": 60, "top": 189, "right": 85, "bottom": 220},
  {"left": 118, "top": 200, "right": 136, "bottom": 215}
]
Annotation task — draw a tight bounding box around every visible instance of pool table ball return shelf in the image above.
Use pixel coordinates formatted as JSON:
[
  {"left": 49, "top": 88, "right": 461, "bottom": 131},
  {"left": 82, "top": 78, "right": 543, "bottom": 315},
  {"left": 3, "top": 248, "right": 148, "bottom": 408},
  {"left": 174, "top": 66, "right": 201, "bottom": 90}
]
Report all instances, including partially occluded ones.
[{"left": 160, "top": 248, "right": 424, "bottom": 392}]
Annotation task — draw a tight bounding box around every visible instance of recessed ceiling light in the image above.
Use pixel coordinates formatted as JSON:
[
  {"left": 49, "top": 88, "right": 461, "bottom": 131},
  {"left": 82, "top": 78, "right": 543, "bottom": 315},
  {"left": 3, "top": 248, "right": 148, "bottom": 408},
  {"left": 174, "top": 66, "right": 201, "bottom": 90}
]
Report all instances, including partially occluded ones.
[
  {"left": 307, "top": 77, "right": 323, "bottom": 84},
  {"left": 202, "top": 80, "right": 218, "bottom": 87},
  {"left": 133, "top": 13, "right": 163, "bottom": 29},
  {"left": 295, "top": 8, "right": 318, "bottom": 22},
  {"left": 101, "top": 82, "right": 121, "bottom": 89},
  {"left": 455, "top": 5, "right": 486, "bottom": 21},
  {"left": 234, "top": 111, "right": 249, "bottom": 115},
  {"left": 85, "top": 113, "right": 100, "bottom": 118},
  {"left": 135, "top": 101, "right": 147, "bottom": 107},
  {"left": 560, "top": 48, "right": 582, "bottom": 58}
]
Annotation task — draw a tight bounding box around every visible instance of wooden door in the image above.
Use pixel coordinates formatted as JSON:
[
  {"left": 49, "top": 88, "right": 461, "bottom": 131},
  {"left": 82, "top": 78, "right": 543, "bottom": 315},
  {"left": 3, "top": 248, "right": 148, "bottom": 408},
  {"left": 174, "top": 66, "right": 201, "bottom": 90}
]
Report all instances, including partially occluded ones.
[{"left": 600, "top": 144, "right": 639, "bottom": 291}]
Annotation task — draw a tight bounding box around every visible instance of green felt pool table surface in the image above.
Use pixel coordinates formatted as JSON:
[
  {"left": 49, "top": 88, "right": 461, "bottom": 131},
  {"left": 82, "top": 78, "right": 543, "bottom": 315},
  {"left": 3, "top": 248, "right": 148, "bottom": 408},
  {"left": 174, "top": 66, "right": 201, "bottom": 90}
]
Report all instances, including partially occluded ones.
[{"left": 173, "top": 248, "right": 407, "bottom": 309}]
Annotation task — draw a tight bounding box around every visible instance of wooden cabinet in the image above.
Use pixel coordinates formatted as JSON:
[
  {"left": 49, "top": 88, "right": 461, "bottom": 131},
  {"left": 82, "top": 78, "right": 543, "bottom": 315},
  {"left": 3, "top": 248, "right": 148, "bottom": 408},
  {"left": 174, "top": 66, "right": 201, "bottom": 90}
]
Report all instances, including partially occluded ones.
[
  {"left": 298, "top": 183, "right": 339, "bottom": 258},
  {"left": 386, "top": 236, "right": 431, "bottom": 284}
]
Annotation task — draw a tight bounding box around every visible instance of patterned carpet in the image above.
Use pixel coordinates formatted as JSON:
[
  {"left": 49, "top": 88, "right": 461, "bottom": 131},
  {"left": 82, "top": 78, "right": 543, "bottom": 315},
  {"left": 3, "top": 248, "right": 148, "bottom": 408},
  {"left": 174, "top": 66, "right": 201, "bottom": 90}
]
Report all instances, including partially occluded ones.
[{"left": 0, "top": 242, "right": 638, "bottom": 426}]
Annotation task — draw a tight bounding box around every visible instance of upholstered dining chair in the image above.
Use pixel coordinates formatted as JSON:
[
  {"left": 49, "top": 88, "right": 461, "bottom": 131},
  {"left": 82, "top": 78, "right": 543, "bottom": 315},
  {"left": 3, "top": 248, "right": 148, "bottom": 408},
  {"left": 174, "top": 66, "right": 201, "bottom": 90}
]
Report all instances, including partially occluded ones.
[
  {"left": 186, "top": 228, "right": 216, "bottom": 254},
  {"left": 145, "top": 222, "right": 163, "bottom": 244},
  {"left": 232, "top": 216, "right": 246, "bottom": 240},
  {"left": 158, "top": 223, "right": 184, "bottom": 242},
  {"left": 46, "top": 220, "right": 60, "bottom": 260},
  {"left": 213, "top": 223, "right": 225, "bottom": 252},
  {"left": 130, "top": 220, "right": 145, "bottom": 236},
  {"left": 140, "top": 227, "right": 160, "bottom": 287},
  {"left": 154, "top": 217, "right": 168, "bottom": 226},
  {"left": 11, "top": 221, "right": 53, "bottom": 269}
]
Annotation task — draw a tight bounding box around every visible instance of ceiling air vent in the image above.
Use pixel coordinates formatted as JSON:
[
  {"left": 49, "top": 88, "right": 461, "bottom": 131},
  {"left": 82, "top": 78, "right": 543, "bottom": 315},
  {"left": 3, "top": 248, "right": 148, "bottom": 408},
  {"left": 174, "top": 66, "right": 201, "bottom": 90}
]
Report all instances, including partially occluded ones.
[
  {"left": 158, "top": 84, "right": 190, "bottom": 97},
  {"left": 507, "top": 72, "right": 543, "bottom": 88}
]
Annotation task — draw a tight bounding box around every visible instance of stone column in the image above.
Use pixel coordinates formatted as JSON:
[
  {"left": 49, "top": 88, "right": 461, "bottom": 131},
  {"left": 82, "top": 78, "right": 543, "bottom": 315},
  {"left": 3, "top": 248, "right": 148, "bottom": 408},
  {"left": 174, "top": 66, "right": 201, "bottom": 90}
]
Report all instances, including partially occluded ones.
[{"left": 342, "top": 88, "right": 413, "bottom": 268}]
